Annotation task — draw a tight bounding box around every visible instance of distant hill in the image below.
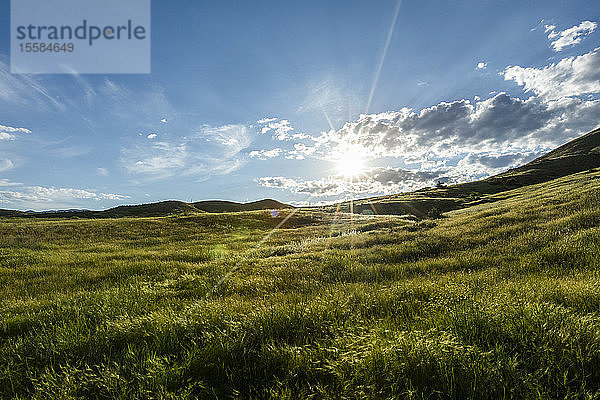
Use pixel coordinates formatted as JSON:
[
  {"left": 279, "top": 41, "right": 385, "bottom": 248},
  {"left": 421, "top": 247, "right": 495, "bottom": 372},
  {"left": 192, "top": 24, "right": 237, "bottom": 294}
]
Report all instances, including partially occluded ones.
[
  {"left": 325, "top": 127, "right": 600, "bottom": 217},
  {"left": 0, "top": 199, "right": 293, "bottom": 219},
  {"left": 101, "top": 200, "right": 200, "bottom": 218},
  {"left": 193, "top": 199, "right": 292, "bottom": 213}
]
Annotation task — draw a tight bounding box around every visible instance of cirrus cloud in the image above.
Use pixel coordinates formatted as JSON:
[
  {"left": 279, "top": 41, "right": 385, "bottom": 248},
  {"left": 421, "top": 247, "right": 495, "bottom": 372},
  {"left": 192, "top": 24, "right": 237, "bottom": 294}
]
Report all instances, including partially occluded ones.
[{"left": 121, "top": 124, "right": 252, "bottom": 181}]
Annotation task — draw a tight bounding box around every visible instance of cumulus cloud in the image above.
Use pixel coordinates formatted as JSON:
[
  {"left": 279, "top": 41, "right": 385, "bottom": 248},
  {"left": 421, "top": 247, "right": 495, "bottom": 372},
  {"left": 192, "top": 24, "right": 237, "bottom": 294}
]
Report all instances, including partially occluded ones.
[
  {"left": 477, "top": 62, "right": 487, "bottom": 70},
  {"left": 451, "top": 151, "right": 542, "bottom": 181},
  {"left": 249, "top": 148, "right": 282, "bottom": 160},
  {"left": 256, "top": 117, "right": 309, "bottom": 141},
  {"left": 258, "top": 151, "right": 547, "bottom": 198},
  {"left": 147, "top": 133, "right": 157, "bottom": 139},
  {"left": 0, "top": 124, "right": 31, "bottom": 140},
  {"left": 257, "top": 117, "right": 294, "bottom": 140},
  {"left": 305, "top": 92, "right": 577, "bottom": 163},
  {"left": 545, "top": 21, "right": 597, "bottom": 51},
  {"left": 299, "top": 51, "right": 600, "bottom": 167},
  {"left": 504, "top": 48, "right": 600, "bottom": 99}
]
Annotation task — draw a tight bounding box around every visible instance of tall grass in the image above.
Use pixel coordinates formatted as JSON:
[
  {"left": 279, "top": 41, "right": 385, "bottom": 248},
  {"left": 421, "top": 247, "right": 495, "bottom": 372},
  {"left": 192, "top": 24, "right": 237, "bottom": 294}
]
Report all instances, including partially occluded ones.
[{"left": 1, "top": 171, "right": 599, "bottom": 398}]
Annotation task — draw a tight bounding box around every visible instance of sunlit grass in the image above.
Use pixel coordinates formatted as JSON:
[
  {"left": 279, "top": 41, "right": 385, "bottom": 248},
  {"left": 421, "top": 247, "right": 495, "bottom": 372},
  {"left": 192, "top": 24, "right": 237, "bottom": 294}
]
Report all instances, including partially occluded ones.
[{"left": 1, "top": 171, "right": 599, "bottom": 398}]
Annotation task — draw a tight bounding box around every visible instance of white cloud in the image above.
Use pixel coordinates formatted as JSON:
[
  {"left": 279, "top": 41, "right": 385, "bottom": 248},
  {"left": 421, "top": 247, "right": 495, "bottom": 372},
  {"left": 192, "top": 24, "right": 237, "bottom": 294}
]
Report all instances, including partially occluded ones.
[
  {"left": 202, "top": 124, "right": 252, "bottom": 156},
  {"left": 258, "top": 150, "right": 547, "bottom": 198},
  {"left": 96, "top": 167, "right": 109, "bottom": 176},
  {"left": 0, "top": 186, "right": 129, "bottom": 209},
  {"left": 124, "top": 142, "right": 187, "bottom": 178},
  {"left": 0, "top": 132, "right": 12, "bottom": 141},
  {"left": 0, "top": 58, "right": 65, "bottom": 110},
  {"left": 0, "top": 179, "right": 21, "bottom": 187},
  {"left": 0, "top": 159, "right": 14, "bottom": 172},
  {"left": 147, "top": 133, "right": 157, "bottom": 139},
  {"left": 303, "top": 93, "right": 570, "bottom": 162},
  {"left": 0, "top": 124, "right": 31, "bottom": 140},
  {"left": 259, "top": 167, "right": 446, "bottom": 197},
  {"left": 257, "top": 117, "right": 277, "bottom": 124},
  {"left": 504, "top": 48, "right": 600, "bottom": 99},
  {"left": 545, "top": 21, "right": 597, "bottom": 51},
  {"left": 0, "top": 124, "right": 31, "bottom": 134},
  {"left": 257, "top": 117, "right": 296, "bottom": 140},
  {"left": 249, "top": 148, "right": 282, "bottom": 160},
  {"left": 121, "top": 124, "right": 251, "bottom": 180},
  {"left": 257, "top": 49, "right": 600, "bottom": 199},
  {"left": 160, "top": 118, "right": 167, "bottom": 123},
  {"left": 477, "top": 62, "right": 487, "bottom": 69},
  {"left": 100, "top": 78, "right": 174, "bottom": 127}
]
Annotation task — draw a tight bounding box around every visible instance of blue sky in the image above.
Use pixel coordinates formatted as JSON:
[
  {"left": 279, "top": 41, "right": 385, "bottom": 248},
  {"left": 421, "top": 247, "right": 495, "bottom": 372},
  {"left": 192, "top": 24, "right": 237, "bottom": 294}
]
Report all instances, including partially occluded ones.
[{"left": 1, "top": 0, "right": 599, "bottom": 210}]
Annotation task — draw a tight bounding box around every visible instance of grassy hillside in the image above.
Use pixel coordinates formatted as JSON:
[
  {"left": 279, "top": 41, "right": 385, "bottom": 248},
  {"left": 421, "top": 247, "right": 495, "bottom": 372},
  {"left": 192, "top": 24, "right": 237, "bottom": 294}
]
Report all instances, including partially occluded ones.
[{"left": 1, "top": 168, "right": 599, "bottom": 398}]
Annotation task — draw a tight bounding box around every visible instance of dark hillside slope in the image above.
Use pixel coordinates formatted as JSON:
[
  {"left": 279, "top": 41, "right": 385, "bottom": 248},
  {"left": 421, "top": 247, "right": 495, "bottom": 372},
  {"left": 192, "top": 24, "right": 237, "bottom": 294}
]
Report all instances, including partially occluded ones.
[
  {"left": 490, "top": 127, "right": 600, "bottom": 186},
  {"left": 193, "top": 199, "right": 293, "bottom": 213},
  {"left": 101, "top": 201, "right": 201, "bottom": 218},
  {"left": 0, "top": 199, "right": 293, "bottom": 219}
]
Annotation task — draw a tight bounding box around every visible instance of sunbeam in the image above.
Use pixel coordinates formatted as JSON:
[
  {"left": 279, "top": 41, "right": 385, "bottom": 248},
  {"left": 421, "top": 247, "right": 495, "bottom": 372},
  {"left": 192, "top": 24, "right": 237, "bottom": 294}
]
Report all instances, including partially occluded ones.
[{"left": 365, "top": 0, "right": 403, "bottom": 113}]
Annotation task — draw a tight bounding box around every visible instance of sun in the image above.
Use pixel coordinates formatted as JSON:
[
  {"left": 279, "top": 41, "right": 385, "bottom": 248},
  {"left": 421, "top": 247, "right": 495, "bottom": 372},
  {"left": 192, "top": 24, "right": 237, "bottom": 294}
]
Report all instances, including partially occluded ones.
[{"left": 335, "top": 146, "right": 366, "bottom": 178}]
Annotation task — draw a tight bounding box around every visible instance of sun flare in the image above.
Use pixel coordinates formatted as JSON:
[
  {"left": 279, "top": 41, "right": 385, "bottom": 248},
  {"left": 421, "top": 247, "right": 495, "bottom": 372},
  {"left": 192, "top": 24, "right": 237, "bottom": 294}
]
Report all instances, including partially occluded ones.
[{"left": 335, "top": 147, "right": 367, "bottom": 178}]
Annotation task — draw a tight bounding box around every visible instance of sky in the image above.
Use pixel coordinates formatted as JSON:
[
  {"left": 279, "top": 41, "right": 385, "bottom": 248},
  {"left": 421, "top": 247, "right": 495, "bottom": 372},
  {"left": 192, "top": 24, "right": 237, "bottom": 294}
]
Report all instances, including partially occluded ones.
[{"left": 0, "top": 0, "right": 599, "bottom": 210}]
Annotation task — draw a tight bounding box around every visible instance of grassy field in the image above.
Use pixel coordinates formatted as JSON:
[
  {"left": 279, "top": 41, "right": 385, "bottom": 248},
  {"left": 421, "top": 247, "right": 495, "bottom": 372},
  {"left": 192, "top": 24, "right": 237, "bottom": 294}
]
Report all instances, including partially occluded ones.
[{"left": 1, "top": 170, "right": 600, "bottom": 399}]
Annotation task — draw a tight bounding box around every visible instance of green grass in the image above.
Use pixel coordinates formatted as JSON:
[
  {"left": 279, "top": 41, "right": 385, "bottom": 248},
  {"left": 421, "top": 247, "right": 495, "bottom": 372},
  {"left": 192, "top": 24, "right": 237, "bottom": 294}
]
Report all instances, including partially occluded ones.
[{"left": 1, "top": 170, "right": 600, "bottom": 399}]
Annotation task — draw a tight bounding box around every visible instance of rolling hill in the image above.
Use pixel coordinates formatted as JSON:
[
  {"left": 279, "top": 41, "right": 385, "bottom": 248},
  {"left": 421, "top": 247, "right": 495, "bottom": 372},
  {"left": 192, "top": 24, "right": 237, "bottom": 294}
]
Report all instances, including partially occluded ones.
[
  {"left": 0, "top": 199, "right": 293, "bottom": 219},
  {"left": 193, "top": 199, "right": 293, "bottom": 213}
]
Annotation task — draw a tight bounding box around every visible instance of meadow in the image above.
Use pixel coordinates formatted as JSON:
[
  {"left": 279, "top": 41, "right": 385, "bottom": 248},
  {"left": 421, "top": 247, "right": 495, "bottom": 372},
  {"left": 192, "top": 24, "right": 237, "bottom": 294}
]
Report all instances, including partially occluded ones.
[{"left": 1, "top": 169, "right": 600, "bottom": 399}]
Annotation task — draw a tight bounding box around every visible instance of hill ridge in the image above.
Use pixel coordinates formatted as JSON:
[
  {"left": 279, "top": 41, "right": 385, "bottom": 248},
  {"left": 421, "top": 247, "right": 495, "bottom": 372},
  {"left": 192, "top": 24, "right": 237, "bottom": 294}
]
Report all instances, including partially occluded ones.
[{"left": 0, "top": 199, "right": 293, "bottom": 219}]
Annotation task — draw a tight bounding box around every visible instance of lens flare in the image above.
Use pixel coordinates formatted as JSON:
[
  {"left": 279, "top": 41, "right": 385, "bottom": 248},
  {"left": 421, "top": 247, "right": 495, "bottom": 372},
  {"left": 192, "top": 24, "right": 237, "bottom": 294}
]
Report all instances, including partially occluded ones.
[{"left": 335, "top": 146, "right": 366, "bottom": 178}]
